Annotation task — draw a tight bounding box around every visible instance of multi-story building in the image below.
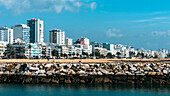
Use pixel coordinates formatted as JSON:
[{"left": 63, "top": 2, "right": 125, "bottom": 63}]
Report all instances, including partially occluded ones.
[
  {"left": 28, "top": 43, "right": 42, "bottom": 58},
  {"left": 103, "top": 43, "right": 115, "bottom": 54},
  {"left": 12, "top": 24, "right": 30, "bottom": 43},
  {"left": 65, "top": 37, "right": 72, "bottom": 45},
  {"left": 74, "top": 37, "right": 89, "bottom": 45},
  {"left": 38, "top": 43, "right": 52, "bottom": 58},
  {"left": 0, "top": 27, "right": 13, "bottom": 44},
  {"left": 0, "top": 41, "right": 8, "bottom": 57},
  {"left": 27, "top": 18, "right": 44, "bottom": 43},
  {"left": 7, "top": 43, "right": 27, "bottom": 58},
  {"left": 7, "top": 43, "right": 44, "bottom": 59},
  {"left": 49, "top": 29, "right": 65, "bottom": 45}
]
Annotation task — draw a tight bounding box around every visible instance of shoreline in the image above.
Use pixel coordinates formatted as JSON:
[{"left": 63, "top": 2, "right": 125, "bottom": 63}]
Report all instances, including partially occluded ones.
[
  {"left": 0, "top": 59, "right": 169, "bottom": 63},
  {"left": 0, "top": 74, "right": 169, "bottom": 85},
  {"left": 0, "top": 61, "right": 169, "bottom": 85}
]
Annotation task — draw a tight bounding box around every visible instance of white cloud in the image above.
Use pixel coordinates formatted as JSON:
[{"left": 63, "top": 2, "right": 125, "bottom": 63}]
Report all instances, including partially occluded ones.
[
  {"left": 151, "top": 30, "right": 170, "bottom": 36},
  {"left": 89, "top": 2, "right": 97, "bottom": 10},
  {"left": 149, "top": 11, "right": 170, "bottom": 15},
  {"left": 0, "top": 0, "right": 97, "bottom": 14},
  {"left": 132, "top": 19, "right": 153, "bottom": 23},
  {"left": 152, "top": 31, "right": 166, "bottom": 36},
  {"left": 160, "top": 22, "right": 170, "bottom": 24},
  {"left": 168, "top": 30, "right": 170, "bottom": 36},
  {"left": 153, "top": 17, "right": 168, "bottom": 20},
  {"left": 132, "top": 17, "right": 169, "bottom": 23},
  {"left": 106, "top": 28, "right": 123, "bottom": 37}
]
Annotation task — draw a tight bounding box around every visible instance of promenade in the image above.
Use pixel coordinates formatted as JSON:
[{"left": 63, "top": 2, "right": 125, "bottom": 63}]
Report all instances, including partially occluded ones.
[{"left": 0, "top": 59, "right": 169, "bottom": 63}]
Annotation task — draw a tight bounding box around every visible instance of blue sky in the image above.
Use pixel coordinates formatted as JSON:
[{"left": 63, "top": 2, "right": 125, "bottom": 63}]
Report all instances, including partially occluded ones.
[{"left": 0, "top": 0, "right": 170, "bottom": 50}]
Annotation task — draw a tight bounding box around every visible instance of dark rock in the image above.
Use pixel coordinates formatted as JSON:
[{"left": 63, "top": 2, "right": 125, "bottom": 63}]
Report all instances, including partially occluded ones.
[{"left": 41, "top": 78, "right": 51, "bottom": 83}]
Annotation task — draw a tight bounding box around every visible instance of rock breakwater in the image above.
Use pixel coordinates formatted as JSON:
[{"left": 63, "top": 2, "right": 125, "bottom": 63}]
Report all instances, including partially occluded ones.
[{"left": 0, "top": 62, "right": 169, "bottom": 84}]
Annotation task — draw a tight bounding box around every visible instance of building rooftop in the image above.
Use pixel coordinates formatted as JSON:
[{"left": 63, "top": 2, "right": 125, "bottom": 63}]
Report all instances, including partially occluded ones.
[{"left": 0, "top": 27, "right": 10, "bottom": 30}]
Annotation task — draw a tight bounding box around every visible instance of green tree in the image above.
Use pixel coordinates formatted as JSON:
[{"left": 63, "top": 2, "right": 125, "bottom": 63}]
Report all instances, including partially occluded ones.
[
  {"left": 82, "top": 52, "right": 89, "bottom": 57},
  {"left": 3, "top": 51, "right": 7, "bottom": 57},
  {"left": 141, "top": 53, "right": 144, "bottom": 58},
  {"left": 129, "top": 51, "right": 135, "bottom": 58},
  {"left": 72, "top": 52, "right": 75, "bottom": 56},
  {"left": 154, "top": 53, "right": 158, "bottom": 58},
  {"left": 42, "top": 50, "right": 46, "bottom": 58},
  {"left": 101, "top": 54, "right": 104, "bottom": 58},
  {"left": 52, "top": 49, "right": 59, "bottom": 57},
  {"left": 64, "top": 53, "right": 68, "bottom": 58},
  {"left": 137, "top": 52, "right": 141, "bottom": 58},
  {"left": 95, "top": 52, "right": 100, "bottom": 58},
  {"left": 10, "top": 51, "right": 15, "bottom": 58},
  {"left": 28, "top": 44, "right": 31, "bottom": 59},
  {"left": 68, "top": 53, "right": 72, "bottom": 57},
  {"left": 76, "top": 53, "right": 79, "bottom": 57},
  {"left": 106, "top": 52, "right": 112, "bottom": 58},
  {"left": 116, "top": 52, "right": 121, "bottom": 58},
  {"left": 82, "top": 52, "right": 86, "bottom": 56},
  {"left": 112, "top": 54, "right": 115, "bottom": 58},
  {"left": 90, "top": 53, "right": 93, "bottom": 57},
  {"left": 167, "top": 53, "right": 170, "bottom": 58},
  {"left": 7, "top": 44, "right": 10, "bottom": 48},
  {"left": 60, "top": 53, "right": 64, "bottom": 57}
]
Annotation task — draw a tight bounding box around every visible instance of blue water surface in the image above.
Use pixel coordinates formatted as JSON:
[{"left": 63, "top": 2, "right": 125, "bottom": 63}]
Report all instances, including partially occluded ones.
[{"left": 0, "top": 84, "right": 169, "bottom": 96}]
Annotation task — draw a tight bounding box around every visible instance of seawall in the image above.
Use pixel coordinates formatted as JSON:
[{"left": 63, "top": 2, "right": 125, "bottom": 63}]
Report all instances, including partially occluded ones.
[
  {"left": 0, "top": 74, "right": 169, "bottom": 84},
  {"left": 0, "top": 61, "right": 169, "bottom": 84}
]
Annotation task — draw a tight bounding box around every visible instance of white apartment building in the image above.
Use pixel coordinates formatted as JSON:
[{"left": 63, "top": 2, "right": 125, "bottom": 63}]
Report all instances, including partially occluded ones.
[
  {"left": 12, "top": 24, "right": 30, "bottom": 43},
  {"left": 49, "top": 29, "right": 65, "bottom": 45},
  {"left": 0, "top": 27, "right": 13, "bottom": 44},
  {"left": 27, "top": 18, "right": 44, "bottom": 43},
  {"left": 65, "top": 37, "right": 72, "bottom": 45}
]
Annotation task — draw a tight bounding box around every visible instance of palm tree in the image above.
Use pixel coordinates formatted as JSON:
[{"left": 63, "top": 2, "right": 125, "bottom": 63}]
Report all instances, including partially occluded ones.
[{"left": 28, "top": 44, "right": 31, "bottom": 59}]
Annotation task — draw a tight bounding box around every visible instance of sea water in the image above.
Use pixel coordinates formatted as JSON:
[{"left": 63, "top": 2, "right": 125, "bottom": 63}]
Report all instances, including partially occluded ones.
[{"left": 0, "top": 84, "right": 169, "bottom": 96}]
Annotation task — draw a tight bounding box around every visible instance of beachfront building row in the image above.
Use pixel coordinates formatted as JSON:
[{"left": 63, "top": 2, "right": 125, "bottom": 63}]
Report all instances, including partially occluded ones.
[
  {"left": 48, "top": 44, "right": 92, "bottom": 57},
  {"left": 0, "top": 18, "right": 169, "bottom": 59},
  {"left": 5, "top": 42, "right": 51, "bottom": 59},
  {"left": 0, "top": 38, "right": 169, "bottom": 59},
  {"left": 0, "top": 18, "right": 44, "bottom": 45}
]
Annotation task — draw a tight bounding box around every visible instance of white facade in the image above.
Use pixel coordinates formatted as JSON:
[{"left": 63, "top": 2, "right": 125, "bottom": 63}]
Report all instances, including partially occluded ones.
[
  {"left": 50, "top": 29, "right": 65, "bottom": 45},
  {"left": 27, "top": 18, "right": 44, "bottom": 43},
  {"left": 65, "top": 37, "right": 72, "bottom": 45},
  {"left": 81, "top": 37, "right": 89, "bottom": 45},
  {"left": 0, "top": 27, "right": 13, "bottom": 44},
  {"left": 0, "top": 41, "right": 8, "bottom": 57},
  {"left": 12, "top": 24, "right": 30, "bottom": 43},
  {"left": 57, "top": 31, "right": 65, "bottom": 45},
  {"left": 39, "top": 20, "right": 44, "bottom": 43}
]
